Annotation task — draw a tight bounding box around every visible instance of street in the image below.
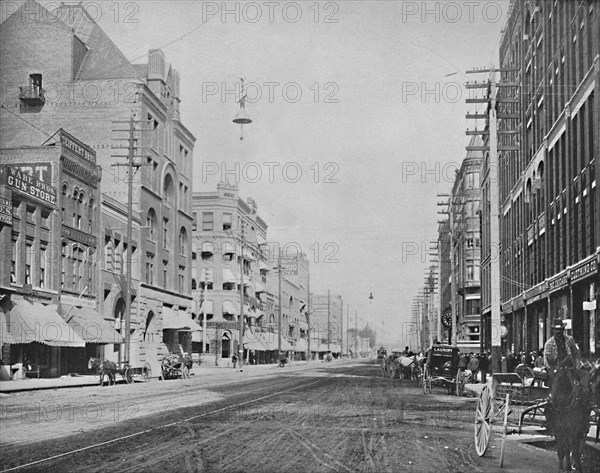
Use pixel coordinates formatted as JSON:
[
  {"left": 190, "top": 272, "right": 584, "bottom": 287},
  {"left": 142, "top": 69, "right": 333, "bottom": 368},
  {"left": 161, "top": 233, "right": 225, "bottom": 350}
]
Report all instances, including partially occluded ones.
[{"left": 0, "top": 360, "right": 581, "bottom": 473}]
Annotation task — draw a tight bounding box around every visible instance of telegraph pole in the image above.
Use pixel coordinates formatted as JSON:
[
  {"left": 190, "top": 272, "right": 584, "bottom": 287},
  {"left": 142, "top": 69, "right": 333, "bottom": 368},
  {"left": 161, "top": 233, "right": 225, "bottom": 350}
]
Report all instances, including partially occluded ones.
[
  {"left": 465, "top": 67, "right": 519, "bottom": 373},
  {"left": 307, "top": 270, "right": 311, "bottom": 361},
  {"left": 239, "top": 221, "right": 245, "bottom": 370},
  {"left": 327, "top": 290, "right": 331, "bottom": 352},
  {"left": 340, "top": 297, "right": 343, "bottom": 358},
  {"left": 277, "top": 247, "right": 282, "bottom": 356}
]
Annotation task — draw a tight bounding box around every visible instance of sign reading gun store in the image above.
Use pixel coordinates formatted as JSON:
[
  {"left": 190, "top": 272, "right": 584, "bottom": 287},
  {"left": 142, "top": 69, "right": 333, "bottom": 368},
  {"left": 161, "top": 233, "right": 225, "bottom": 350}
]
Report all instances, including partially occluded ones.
[{"left": 2, "top": 165, "right": 57, "bottom": 207}]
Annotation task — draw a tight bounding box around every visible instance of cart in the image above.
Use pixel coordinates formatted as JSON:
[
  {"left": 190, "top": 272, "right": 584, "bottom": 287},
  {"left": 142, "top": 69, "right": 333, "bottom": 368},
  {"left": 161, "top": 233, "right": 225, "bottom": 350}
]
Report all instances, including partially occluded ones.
[
  {"left": 421, "top": 344, "right": 465, "bottom": 396},
  {"left": 474, "top": 372, "right": 550, "bottom": 466},
  {"left": 160, "top": 353, "right": 192, "bottom": 380},
  {"left": 127, "top": 362, "right": 152, "bottom": 383}
]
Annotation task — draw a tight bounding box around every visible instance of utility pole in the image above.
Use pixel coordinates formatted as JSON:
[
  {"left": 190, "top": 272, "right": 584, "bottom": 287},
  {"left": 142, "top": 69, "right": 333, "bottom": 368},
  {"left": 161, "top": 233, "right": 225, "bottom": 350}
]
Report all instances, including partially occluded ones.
[
  {"left": 278, "top": 246, "right": 282, "bottom": 357},
  {"left": 465, "top": 67, "right": 519, "bottom": 373},
  {"left": 340, "top": 297, "right": 343, "bottom": 358},
  {"left": 327, "top": 290, "right": 331, "bottom": 353},
  {"left": 238, "top": 221, "right": 245, "bottom": 370},
  {"left": 354, "top": 309, "right": 357, "bottom": 357},
  {"left": 110, "top": 115, "right": 148, "bottom": 365},
  {"left": 307, "top": 271, "right": 311, "bottom": 361},
  {"left": 346, "top": 304, "right": 349, "bottom": 357}
]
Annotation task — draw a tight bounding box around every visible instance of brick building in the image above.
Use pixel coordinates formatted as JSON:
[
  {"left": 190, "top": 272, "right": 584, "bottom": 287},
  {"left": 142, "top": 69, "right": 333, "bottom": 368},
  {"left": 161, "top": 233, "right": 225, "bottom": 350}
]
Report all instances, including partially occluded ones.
[
  {"left": 0, "top": 1, "right": 197, "bottom": 373},
  {"left": 481, "top": 0, "right": 599, "bottom": 359}
]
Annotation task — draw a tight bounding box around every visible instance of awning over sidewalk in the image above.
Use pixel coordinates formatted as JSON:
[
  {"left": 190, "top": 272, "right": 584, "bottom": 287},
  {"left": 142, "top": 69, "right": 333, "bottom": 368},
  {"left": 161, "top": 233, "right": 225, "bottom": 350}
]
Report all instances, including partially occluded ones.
[
  {"left": 59, "top": 305, "right": 123, "bottom": 344},
  {"left": 222, "top": 300, "right": 237, "bottom": 316},
  {"left": 162, "top": 307, "right": 202, "bottom": 332},
  {"left": 244, "top": 332, "right": 270, "bottom": 351},
  {"left": 1, "top": 299, "right": 85, "bottom": 347},
  {"left": 294, "top": 338, "right": 308, "bottom": 352}
]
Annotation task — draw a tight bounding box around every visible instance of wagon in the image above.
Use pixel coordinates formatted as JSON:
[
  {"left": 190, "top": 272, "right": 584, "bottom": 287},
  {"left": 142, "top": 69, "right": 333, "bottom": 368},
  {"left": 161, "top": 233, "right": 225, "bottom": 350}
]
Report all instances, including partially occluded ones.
[
  {"left": 474, "top": 372, "right": 550, "bottom": 466},
  {"left": 160, "top": 353, "right": 192, "bottom": 380},
  {"left": 421, "top": 344, "right": 465, "bottom": 396}
]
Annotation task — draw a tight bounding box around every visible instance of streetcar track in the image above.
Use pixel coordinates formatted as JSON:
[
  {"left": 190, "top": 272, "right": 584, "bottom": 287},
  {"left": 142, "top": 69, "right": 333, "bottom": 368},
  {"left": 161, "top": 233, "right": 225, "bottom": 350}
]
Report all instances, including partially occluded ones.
[{"left": 0, "top": 378, "right": 323, "bottom": 473}]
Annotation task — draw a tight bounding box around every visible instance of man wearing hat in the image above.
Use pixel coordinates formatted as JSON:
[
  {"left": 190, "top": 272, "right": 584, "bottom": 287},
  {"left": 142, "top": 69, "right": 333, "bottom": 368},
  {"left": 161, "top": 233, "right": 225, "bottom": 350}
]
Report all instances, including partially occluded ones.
[{"left": 543, "top": 318, "right": 581, "bottom": 374}]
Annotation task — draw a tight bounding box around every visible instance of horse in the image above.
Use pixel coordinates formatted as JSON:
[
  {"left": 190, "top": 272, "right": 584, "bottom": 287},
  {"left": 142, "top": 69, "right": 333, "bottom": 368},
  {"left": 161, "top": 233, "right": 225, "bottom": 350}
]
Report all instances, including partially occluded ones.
[
  {"left": 385, "top": 355, "right": 418, "bottom": 381},
  {"left": 546, "top": 363, "right": 592, "bottom": 473},
  {"left": 88, "top": 357, "right": 117, "bottom": 387}
]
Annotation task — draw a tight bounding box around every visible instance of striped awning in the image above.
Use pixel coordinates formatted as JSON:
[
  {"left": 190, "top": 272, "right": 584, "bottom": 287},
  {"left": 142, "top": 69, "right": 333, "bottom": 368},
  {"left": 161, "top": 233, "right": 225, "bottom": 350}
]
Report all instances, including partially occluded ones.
[
  {"left": 162, "top": 307, "right": 202, "bottom": 331},
  {"left": 222, "top": 301, "right": 237, "bottom": 315},
  {"left": 222, "top": 268, "right": 239, "bottom": 284},
  {"left": 1, "top": 299, "right": 85, "bottom": 347},
  {"left": 59, "top": 304, "right": 123, "bottom": 344}
]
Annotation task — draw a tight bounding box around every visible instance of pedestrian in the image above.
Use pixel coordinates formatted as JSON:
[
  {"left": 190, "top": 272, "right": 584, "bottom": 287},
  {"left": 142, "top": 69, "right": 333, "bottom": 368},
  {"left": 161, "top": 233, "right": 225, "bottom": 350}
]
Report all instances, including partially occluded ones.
[
  {"left": 232, "top": 353, "right": 238, "bottom": 369},
  {"left": 478, "top": 351, "right": 488, "bottom": 384},
  {"left": 543, "top": 319, "right": 581, "bottom": 386},
  {"left": 467, "top": 353, "right": 479, "bottom": 383}
]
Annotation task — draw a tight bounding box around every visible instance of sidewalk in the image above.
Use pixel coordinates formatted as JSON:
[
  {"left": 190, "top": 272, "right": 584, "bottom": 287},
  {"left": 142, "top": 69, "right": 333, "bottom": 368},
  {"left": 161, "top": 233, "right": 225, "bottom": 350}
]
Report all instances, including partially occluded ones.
[{"left": 0, "top": 358, "right": 325, "bottom": 393}]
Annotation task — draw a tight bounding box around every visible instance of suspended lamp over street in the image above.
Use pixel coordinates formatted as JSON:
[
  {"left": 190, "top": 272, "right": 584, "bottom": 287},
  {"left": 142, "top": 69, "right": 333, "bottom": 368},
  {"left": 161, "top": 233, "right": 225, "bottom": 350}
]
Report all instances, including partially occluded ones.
[{"left": 232, "top": 78, "right": 252, "bottom": 140}]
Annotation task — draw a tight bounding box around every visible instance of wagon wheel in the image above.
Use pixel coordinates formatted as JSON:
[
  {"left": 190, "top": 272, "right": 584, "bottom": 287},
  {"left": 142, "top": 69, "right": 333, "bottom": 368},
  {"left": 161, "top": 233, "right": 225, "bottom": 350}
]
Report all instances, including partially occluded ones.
[
  {"left": 123, "top": 364, "right": 133, "bottom": 384},
  {"left": 474, "top": 385, "right": 493, "bottom": 456},
  {"left": 422, "top": 366, "right": 432, "bottom": 394},
  {"left": 143, "top": 362, "right": 152, "bottom": 382},
  {"left": 455, "top": 370, "right": 465, "bottom": 397},
  {"left": 499, "top": 393, "right": 510, "bottom": 467}
]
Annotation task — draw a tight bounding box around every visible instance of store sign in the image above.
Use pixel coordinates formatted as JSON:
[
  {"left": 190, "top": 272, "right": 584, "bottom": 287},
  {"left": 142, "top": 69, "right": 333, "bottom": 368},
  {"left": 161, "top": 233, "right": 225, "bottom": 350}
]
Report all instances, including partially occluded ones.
[
  {"left": 281, "top": 257, "right": 298, "bottom": 275},
  {"left": 61, "top": 294, "right": 97, "bottom": 309},
  {"left": 0, "top": 197, "right": 12, "bottom": 225},
  {"left": 548, "top": 272, "right": 568, "bottom": 292},
  {"left": 60, "top": 130, "right": 95, "bottom": 163},
  {"left": 62, "top": 224, "right": 97, "bottom": 247},
  {"left": 4, "top": 166, "right": 57, "bottom": 207},
  {"left": 571, "top": 259, "right": 597, "bottom": 283},
  {"left": 207, "top": 322, "right": 238, "bottom": 330}
]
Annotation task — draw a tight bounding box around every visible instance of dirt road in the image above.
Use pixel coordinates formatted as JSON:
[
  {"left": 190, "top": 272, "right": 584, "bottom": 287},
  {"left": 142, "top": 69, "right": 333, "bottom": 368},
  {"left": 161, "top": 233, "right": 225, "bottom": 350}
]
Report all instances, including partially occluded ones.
[{"left": 0, "top": 360, "right": 593, "bottom": 473}]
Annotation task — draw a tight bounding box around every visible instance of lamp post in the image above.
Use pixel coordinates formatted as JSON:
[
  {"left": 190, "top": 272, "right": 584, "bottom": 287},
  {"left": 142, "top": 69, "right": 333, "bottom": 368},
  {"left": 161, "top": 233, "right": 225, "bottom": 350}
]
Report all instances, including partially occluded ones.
[{"left": 232, "top": 78, "right": 252, "bottom": 369}]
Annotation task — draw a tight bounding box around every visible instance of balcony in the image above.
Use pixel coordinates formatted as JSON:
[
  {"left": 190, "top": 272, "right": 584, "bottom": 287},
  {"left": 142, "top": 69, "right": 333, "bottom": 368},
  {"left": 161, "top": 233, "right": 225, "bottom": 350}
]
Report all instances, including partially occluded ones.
[{"left": 19, "top": 86, "right": 45, "bottom": 105}]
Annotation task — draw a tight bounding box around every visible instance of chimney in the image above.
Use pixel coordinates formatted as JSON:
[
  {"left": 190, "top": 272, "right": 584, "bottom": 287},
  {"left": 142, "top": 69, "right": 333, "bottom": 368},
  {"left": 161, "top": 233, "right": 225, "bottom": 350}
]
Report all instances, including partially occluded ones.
[{"left": 148, "top": 49, "right": 165, "bottom": 81}]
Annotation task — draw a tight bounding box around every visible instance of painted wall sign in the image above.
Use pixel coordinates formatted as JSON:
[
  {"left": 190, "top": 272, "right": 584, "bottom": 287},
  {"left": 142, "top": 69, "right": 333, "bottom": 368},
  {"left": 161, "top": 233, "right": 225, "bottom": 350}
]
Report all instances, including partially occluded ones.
[
  {"left": 0, "top": 197, "right": 12, "bottom": 225},
  {"left": 571, "top": 259, "right": 597, "bottom": 283},
  {"left": 4, "top": 166, "right": 57, "bottom": 207},
  {"left": 206, "top": 321, "right": 238, "bottom": 330},
  {"left": 548, "top": 272, "right": 569, "bottom": 292},
  {"left": 62, "top": 224, "right": 97, "bottom": 247},
  {"left": 59, "top": 130, "right": 95, "bottom": 163}
]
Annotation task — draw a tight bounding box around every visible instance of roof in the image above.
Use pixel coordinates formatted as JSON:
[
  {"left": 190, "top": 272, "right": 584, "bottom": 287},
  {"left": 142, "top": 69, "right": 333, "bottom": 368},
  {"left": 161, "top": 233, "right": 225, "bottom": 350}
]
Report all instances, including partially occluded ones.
[{"left": 54, "top": 3, "right": 142, "bottom": 80}]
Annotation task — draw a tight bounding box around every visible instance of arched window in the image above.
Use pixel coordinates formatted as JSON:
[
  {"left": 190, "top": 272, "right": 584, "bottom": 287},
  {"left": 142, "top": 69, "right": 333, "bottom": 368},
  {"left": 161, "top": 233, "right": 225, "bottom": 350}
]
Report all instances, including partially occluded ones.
[
  {"left": 144, "top": 311, "right": 156, "bottom": 341},
  {"left": 146, "top": 208, "right": 157, "bottom": 240},
  {"left": 179, "top": 227, "right": 187, "bottom": 255},
  {"left": 163, "top": 173, "right": 176, "bottom": 207}
]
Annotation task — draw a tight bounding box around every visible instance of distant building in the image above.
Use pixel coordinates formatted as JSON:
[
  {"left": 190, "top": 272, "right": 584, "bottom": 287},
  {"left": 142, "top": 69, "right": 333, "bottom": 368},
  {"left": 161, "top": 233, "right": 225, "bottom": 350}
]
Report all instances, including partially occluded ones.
[{"left": 310, "top": 293, "right": 343, "bottom": 357}]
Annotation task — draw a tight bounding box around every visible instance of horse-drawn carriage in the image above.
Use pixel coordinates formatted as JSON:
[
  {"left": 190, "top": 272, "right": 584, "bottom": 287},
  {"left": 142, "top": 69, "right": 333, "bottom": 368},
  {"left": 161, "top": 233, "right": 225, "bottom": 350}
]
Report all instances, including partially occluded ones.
[
  {"left": 421, "top": 344, "right": 465, "bottom": 396},
  {"left": 474, "top": 358, "right": 600, "bottom": 472},
  {"left": 160, "top": 353, "right": 193, "bottom": 380},
  {"left": 88, "top": 358, "right": 152, "bottom": 386},
  {"left": 382, "top": 351, "right": 421, "bottom": 381}
]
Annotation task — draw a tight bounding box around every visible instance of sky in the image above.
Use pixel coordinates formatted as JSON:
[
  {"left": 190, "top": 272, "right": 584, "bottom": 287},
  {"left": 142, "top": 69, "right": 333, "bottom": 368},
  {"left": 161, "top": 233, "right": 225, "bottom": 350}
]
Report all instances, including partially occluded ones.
[{"left": 5, "top": 0, "right": 508, "bottom": 347}]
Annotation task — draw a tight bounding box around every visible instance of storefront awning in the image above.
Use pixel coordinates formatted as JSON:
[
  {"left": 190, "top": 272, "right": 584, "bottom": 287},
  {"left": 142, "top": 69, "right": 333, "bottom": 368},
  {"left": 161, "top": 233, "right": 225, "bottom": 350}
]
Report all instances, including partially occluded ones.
[
  {"left": 162, "top": 307, "right": 202, "bottom": 332},
  {"left": 222, "top": 301, "right": 238, "bottom": 315},
  {"left": 222, "top": 268, "right": 239, "bottom": 284},
  {"left": 1, "top": 299, "right": 85, "bottom": 347},
  {"left": 244, "top": 332, "right": 269, "bottom": 351},
  {"left": 254, "top": 282, "right": 266, "bottom": 294},
  {"left": 259, "top": 261, "right": 270, "bottom": 271},
  {"left": 59, "top": 304, "right": 123, "bottom": 344},
  {"left": 294, "top": 338, "right": 308, "bottom": 352},
  {"left": 199, "top": 300, "right": 213, "bottom": 314}
]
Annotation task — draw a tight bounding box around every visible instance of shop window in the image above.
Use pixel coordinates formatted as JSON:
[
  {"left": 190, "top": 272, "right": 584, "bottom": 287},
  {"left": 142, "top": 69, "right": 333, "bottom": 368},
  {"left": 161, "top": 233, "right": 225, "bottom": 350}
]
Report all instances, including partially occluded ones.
[{"left": 223, "top": 213, "right": 232, "bottom": 231}]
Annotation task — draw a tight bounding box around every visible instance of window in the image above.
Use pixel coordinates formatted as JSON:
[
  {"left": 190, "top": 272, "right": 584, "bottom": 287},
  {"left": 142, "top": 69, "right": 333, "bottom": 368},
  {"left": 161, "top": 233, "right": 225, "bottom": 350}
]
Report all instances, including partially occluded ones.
[
  {"left": 29, "top": 73, "right": 42, "bottom": 95},
  {"left": 11, "top": 239, "right": 18, "bottom": 283},
  {"left": 61, "top": 243, "right": 67, "bottom": 289},
  {"left": 104, "top": 236, "right": 113, "bottom": 271},
  {"left": 163, "top": 261, "right": 168, "bottom": 290},
  {"left": 179, "top": 228, "right": 187, "bottom": 255},
  {"left": 26, "top": 205, "right": 35, "bottom": 224},
  {"left": 73, "top": 247, "right": 84, "bottom": 291},
  {"left": 25, "top": 243, "right": 32, "bottom": 284},
  {"left": 163, "top": 218, "right": 169, "bottom": 248},
  {"left": 179, "top": 266, "right": 186, "bottom": 293},
  {"left": 39, "top": 247, "right": 46, "bottom": 288},
  {"left": 146, "top": 208, "right": 156, "bottom": 240},
  {"left": 223, "top": 213, "right": 232, "bottom": 231},
  {"left": 202, "top": 212, "right": 213, "bottom": 231},
  {"left": 192, "top": 212, "right": 198, "bottom": 231},
  {"left": 145, "top": 253, "right": 155, "bottom": 285}
]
